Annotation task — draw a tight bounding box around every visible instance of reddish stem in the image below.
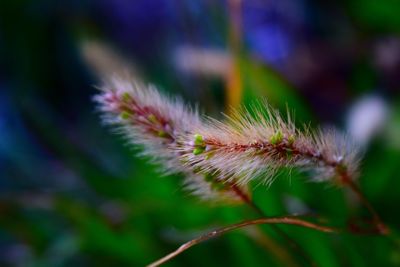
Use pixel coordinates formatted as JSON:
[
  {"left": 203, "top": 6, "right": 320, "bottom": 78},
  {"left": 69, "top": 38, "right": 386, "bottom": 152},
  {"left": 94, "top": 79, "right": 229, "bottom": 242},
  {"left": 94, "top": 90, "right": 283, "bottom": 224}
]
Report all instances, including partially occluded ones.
[
  {"left": 110, "top": 92, "right": 175, "bottom": 141},
  {"left": 147, "top": 216, "right": 339, "bottom": 267},
  {"left": 342, "top": 178, "right": 389, "bottom": 235},
  {"left": 229, "top": 183, "right": 318, "bottom": 267},
  {"left": 205, "top": 137, "right": 389, "bottom": 235}
]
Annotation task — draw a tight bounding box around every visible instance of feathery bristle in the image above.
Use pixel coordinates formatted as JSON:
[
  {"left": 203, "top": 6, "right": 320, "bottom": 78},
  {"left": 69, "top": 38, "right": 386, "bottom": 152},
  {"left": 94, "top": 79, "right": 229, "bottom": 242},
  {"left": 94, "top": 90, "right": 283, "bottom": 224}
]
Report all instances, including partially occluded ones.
[
  {"left": 94, "top": 75, "right": 250, "bottom": 204},
  {"left": 177, "top": 103, "right": 361, "bottom": 186},
  {"left": 94, "top": 76, "right": 201, "bottom": 173},
  {"left": 183, "top": 172, "right": 250, "bottom": 204},
  {"left": 95, "top": 76, "right": 361, "bottom": 203}
]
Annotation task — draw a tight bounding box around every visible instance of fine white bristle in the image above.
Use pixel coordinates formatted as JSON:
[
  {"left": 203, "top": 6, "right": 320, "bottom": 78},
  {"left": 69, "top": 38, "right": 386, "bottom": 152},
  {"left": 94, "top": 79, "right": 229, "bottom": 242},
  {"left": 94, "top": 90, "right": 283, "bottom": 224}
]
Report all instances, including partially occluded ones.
[{"left": 95, "top": 75, "right": 362, "bottom": 203}]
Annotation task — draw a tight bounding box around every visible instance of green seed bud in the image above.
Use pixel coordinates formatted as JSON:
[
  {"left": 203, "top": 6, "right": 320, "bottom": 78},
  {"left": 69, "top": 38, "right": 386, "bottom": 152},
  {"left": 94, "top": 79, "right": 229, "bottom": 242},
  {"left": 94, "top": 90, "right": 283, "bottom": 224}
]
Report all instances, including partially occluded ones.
[
  {"left": 120, "top": 111, "right": 132, "bottom": 120},
  {"left": 270, "top": 130, "right": 283, "bottom": 145},
  {"left": 193, "top": 147, "right": 205, "bottom": 155},
  {"left": 147, "top": 114, "right": 158, "bottom": 124},
  {"left": 121, "top": 92, "right": 131, "bottom": 102},
  {"left": 288, "top": 135, "right": 295, "bottom": 145},
  {"left": 157, "top": 130, "right": 169, "bottom": 138},
  {"left": 204, "top": 152, "right": 214, "bottom": 160},
  {"left": 194, "top": 134, "right": 204, "bottom": 146}
]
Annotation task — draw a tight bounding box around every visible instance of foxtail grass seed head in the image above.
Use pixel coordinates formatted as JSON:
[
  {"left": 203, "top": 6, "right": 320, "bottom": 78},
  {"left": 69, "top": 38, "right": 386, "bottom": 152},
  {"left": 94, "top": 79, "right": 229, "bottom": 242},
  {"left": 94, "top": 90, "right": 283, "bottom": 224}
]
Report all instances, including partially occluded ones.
[
  {"left": 94, "top": 75, "right": 249, "bottom": 203},
  {"left": 95, "top": 75, "right": 362, "bottom": 203},
  {"left": 177, "top": 103, "right": 361, "bottom": 186},
  {"left": 94, "top": 76, "right": 201, "bottom": 173}
]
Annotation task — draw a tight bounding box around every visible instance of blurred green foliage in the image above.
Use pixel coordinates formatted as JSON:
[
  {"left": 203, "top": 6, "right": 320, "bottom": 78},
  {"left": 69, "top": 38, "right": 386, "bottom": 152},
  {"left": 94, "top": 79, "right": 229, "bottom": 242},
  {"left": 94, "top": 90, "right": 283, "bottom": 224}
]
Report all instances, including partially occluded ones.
[{"left": 1, "top": 0, "right": 400, "bottom": 266}]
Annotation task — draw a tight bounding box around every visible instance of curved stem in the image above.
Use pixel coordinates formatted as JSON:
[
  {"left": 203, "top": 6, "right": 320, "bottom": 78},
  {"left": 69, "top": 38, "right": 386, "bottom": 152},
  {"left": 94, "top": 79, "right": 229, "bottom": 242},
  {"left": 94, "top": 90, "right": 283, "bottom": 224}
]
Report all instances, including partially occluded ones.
[
  {"left": 231, "top": 184, "right": 318, "bottom": 266},
  {"left": 147, "top": 216, "right": 339, "bottom": 267},
  {"left": 344, "top": 179, "right": 389, "bottom": 235}
]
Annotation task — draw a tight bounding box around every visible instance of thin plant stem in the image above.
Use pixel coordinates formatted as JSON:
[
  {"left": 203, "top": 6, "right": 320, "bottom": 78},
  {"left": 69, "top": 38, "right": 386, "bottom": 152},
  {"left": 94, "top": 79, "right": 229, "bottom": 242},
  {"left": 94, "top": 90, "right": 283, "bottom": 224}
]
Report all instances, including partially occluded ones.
[
  {"left": 147, "top": 216, "right": 339, "bottom": 267},
  {"left": 230, "top": 184, "right": 302, "bottom": 266},
  {"left": 343, "top": 178, "right": 389, "bottom": 234},
  {"left": 251, "top": 204, "right": 318, "bottom": 267},
  {"left": 231, "top": 184, "right": 318, "bottom": 267}
]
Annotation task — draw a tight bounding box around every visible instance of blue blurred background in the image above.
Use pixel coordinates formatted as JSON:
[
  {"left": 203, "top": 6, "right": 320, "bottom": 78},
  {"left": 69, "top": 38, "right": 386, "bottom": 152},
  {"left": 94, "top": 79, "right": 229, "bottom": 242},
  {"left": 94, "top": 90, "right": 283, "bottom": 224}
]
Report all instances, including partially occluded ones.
[{"left": 1, "top": 0, "right": 400, "bottom": 266}]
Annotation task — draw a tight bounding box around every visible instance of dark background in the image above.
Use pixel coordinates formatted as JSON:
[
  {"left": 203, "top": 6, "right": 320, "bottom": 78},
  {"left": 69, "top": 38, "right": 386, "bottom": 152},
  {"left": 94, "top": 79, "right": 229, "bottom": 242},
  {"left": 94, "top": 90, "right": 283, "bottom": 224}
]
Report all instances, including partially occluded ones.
[{"left": 1, "top": 0, "right": 400, "bottom": 266}]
